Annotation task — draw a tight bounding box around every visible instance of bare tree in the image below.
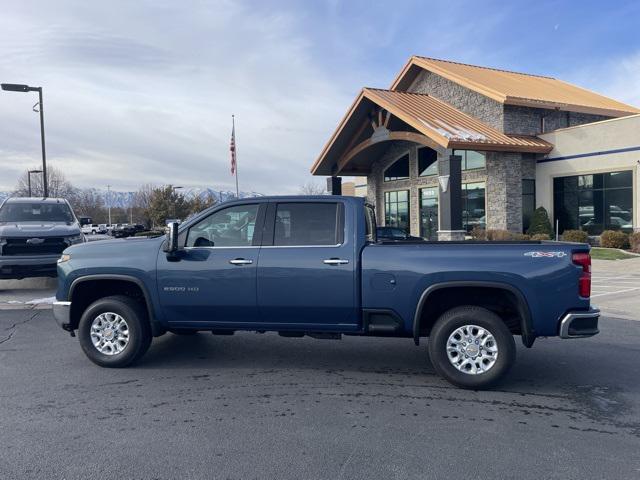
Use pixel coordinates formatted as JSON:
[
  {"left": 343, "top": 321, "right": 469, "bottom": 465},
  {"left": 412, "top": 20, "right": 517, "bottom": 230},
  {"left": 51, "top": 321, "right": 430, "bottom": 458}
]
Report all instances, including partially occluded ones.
[
  {"left": 14, "top": 165, "right": 74, "bottom": 198},
  {"left": 69, "top": 189, "right": 105, "bottom": 223},
  {"left": 132, "top": 183, "right": 156, "bottom": 228},
  {"left": 298, "top": 181, "right": 326, "bottom": 195}
]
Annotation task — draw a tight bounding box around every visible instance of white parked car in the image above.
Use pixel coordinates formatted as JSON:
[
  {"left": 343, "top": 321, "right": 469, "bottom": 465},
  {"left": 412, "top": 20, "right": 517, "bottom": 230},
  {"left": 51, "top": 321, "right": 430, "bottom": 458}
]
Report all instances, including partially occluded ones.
[{"left": 81, "top": 224, "right": 104, "bottom": 235}]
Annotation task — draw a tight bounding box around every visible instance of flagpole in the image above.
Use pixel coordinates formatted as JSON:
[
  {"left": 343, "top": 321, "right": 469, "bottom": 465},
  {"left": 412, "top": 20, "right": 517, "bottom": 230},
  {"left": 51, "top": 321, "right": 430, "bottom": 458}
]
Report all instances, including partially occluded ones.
[{"left": 233, "top": 115, "right": 239, "bottom": 198}]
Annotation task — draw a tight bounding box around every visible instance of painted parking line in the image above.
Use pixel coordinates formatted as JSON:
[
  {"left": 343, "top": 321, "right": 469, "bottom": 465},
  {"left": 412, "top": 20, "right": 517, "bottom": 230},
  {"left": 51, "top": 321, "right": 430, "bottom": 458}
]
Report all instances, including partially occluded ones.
[{"left": 591, "top": 287, "right": 640, "bottom": 298}]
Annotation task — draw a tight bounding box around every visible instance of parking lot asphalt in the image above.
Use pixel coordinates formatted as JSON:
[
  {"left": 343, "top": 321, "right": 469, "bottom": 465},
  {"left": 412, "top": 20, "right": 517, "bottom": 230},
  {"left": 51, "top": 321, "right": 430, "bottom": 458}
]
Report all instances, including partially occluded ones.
[
  {"left": 1, "top": 309, "right": 639, "bottom": 480},
  {"left": 591, "top": 258, "right": 640, "bottom": 320}
]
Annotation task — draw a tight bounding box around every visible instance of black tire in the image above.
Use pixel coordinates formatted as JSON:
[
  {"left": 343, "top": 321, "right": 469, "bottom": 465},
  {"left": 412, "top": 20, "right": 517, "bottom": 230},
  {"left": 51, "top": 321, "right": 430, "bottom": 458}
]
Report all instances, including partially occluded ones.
[
  {"left": 78, "top": 295, "right": 152, "bottom": 368},
  {"left": 428, "top": 306, "right": 516, "bottom": 390}
]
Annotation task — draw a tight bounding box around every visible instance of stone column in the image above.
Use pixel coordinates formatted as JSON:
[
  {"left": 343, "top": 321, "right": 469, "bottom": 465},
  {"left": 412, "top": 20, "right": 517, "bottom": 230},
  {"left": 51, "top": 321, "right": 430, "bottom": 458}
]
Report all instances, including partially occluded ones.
[
  {"left": 437, "top": 151, "right": 465, "bottom": 241},
  {"left": 486, "top": 152, "right": 523, "bottom": 232}
]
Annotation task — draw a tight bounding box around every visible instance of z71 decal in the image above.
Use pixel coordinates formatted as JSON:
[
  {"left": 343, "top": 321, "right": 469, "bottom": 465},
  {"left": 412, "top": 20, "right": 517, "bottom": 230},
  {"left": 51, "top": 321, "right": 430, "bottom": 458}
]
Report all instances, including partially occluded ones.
[{"left": 524, "top": 251, "right": 567, "bottom": 258}]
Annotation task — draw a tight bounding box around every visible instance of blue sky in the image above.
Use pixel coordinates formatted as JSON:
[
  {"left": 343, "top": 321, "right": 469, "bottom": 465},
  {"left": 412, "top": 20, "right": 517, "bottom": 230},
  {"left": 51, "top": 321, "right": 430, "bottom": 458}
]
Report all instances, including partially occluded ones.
[{"left": 0, "top": 0, "right": 638, "bottom": 193}]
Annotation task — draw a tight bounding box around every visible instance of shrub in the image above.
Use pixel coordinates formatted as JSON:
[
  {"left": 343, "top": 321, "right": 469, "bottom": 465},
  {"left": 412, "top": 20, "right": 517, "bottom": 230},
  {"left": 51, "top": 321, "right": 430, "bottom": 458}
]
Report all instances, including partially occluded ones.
[
  {"left": 512, "top": 233, "right": 531, "bottom": 241},
  {"left": 486, "top": 229, "right": 514, "bottom": 241},
  {"left": 562, "top": 230, "right": 589, "bottom": 243},
  {"left": 600, "top": 230, "right": 629, "bottom": 249},
  {"left": 526, "top": 207, "right": 553, "bottom": 237},
  {"left": 134, "top": 230, "right": 162, "bottom": 237},
  {"left": 531, "top": 233, "right": 551, "bottom": 241},
  {"left": 629, "top": 232, "right": 640, "bottom": 253},
  {"left": 470, "top": 226, "right": 486, "bottom": 240}
]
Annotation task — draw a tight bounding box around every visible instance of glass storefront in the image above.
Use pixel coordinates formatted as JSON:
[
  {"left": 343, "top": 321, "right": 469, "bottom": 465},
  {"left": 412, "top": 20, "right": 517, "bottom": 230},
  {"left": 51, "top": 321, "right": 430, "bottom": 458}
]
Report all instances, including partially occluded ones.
[
  {"left": 418, "top": 148, "right": 438, "bottom": 176},
  {"left": 554, "top": 170, "right": 633, "bottom": 234},
  {"left": 419, "top": 187, "right": 438, "bottom": 240},
  {"left": 462, "top": 182, "right": 486, "bottom": 232},
  {"left": 384, "top": 154, "right": 409, "bottom": 181},
  {"left": 384, "top": 190, "right": 410, "bottom": 232},
  {"left": 453, "top": 150, "right": 486, "bottom": 171}
]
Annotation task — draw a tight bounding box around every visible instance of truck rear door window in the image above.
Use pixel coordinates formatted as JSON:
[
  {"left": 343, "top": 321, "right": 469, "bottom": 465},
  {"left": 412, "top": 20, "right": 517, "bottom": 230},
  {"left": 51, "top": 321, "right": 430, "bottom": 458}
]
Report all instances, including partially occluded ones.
[{"left": 274, "top": 203, "right": 339, "bottom": 246}]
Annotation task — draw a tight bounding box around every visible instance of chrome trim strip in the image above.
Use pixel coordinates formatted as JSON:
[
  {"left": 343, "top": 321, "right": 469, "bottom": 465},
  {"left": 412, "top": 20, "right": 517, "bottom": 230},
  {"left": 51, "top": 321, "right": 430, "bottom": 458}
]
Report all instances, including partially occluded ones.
[
  {"left": 183, "top": 244, "right": 343, "bottom": 250},
  {"left": 559, "top": 308, "right": 600, "bottom": 338}
]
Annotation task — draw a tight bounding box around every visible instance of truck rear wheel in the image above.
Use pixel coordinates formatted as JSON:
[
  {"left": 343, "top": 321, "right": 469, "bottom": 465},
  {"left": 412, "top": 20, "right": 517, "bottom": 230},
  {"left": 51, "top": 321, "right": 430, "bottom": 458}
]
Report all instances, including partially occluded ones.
[
  {"left": 428, "top": 306, "right": 515, "bottom": 389},
  {"left": 77, "top": 295, "right": 152, "bottom": 368}
]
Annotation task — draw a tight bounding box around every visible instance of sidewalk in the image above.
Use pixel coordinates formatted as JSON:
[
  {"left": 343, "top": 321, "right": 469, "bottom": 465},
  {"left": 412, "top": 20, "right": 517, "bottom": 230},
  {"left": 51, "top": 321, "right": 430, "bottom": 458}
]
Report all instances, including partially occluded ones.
[{"left": 0, "top": 278, "right": 57, "bottom": 309}]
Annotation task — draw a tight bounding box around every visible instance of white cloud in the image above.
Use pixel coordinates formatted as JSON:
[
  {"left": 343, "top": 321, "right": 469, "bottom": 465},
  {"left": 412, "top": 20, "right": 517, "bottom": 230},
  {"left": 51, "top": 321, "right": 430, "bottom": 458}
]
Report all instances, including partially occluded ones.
[{"left": 0, "top": 1, "right": 355, "bottom": 193}]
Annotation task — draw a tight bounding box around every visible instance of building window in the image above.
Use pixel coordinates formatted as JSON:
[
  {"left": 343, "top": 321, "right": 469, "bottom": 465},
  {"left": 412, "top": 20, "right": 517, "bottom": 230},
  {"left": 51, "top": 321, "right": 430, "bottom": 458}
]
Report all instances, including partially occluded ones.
[
  {"left": 384, "top": 190, "right": 410, "bottom": 232},
  {"left": 419, "top": 187, "right": 438, "bottom": 240},
  {"left": 384, "top": 154, "right": 409, "bottom": 181},
  {"left": 554, "top": 170, "right": 633, "bottom": 235},
  {"left": 418, "top": 148, "right": 438, "bottom": 176},
  {"left": 452, "top": 150, "right": 486, "bottom": 171},
  {"left": 522, "top": 179, "right": 536, "bottom": 233},
  {"left": 462, "top": 182, "right": 486, "bottom": 232}
]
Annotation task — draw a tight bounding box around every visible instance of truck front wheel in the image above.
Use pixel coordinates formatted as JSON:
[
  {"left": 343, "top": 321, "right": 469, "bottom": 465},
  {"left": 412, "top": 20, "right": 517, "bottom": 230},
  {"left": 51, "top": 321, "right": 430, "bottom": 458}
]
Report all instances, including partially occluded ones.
[
  {"left": 77, "top": 295, "right": 152, "bottom": 368},
  {"left": 428, "top": 306, "right": 515, "bottom": 389}
]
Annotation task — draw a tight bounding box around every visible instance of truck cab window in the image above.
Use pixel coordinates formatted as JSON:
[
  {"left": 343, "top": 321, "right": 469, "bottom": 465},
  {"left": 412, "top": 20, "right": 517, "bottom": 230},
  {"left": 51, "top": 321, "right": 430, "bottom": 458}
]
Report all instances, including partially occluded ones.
[
  {"left": 186, "top": 204, "right": 259, "bottom": 247},
  {"left": 274, "top": 203, "right": 339, "bottom": 246}
]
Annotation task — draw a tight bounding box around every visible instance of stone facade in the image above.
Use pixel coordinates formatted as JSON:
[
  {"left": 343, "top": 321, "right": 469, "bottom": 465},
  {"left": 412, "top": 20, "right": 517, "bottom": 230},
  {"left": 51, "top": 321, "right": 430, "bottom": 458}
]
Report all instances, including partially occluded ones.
[
  {"left": 409, "top": 71, "right": 504, "bottom": 131},
  {"left": 367, "top": 144, "right": 489, "bottom": 237},
  {"left": 503, "top": 105, "right": 609, "bottom": 135},
  {"left": 364, "top": 70, "right": 616, "bottom": 237},
  {"left": 486, "top": 152, "right": 523, "bottom": 231}
]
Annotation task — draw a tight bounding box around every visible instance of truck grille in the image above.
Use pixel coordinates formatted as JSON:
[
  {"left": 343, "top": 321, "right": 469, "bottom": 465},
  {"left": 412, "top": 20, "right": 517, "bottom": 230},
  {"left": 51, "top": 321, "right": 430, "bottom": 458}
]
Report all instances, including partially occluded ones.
[{"left": 2, "top": 237, "right": 68, "bottom": 256}]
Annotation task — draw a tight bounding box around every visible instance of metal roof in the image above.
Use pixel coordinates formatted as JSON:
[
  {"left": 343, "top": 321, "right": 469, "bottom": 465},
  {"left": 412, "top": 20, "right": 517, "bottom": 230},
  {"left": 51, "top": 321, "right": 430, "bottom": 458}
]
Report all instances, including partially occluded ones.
[
  {"left": 391, "top": 57, "right": 640, "bottom": 117},
  {"left": 311, "top": 88, "right": 553, "bottom": 176}
]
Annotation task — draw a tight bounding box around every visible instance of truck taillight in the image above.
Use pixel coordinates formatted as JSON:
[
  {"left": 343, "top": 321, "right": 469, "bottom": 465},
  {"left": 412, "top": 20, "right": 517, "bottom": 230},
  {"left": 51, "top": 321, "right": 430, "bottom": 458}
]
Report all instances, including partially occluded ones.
[{"left": 572, "top": 252, "right": 591, "bottom": 298}]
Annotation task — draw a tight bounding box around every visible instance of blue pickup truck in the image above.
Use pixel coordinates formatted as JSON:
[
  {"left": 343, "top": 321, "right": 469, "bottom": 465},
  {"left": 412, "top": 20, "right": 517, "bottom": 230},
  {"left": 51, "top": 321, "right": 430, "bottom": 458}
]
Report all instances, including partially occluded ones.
[{"left": 53, "top": 196, "right": 599, "bottom": 389}]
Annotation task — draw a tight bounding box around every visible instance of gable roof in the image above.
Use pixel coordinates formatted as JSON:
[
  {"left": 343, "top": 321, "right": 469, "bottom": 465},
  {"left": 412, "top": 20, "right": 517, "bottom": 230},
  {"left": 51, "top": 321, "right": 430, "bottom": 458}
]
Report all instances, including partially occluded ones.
[
  {"left": 311, "top": 88, "right": 552, "bottom": 176},
  {"left": 391, "top": 56, "right": 640, "bottom": 118}
]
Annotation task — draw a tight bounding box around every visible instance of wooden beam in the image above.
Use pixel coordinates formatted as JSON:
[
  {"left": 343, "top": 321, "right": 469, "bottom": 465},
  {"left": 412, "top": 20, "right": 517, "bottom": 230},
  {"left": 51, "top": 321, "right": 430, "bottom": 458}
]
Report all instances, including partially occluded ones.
[{"left": 336, "top": 131, "right": 446, "bottom": 174}]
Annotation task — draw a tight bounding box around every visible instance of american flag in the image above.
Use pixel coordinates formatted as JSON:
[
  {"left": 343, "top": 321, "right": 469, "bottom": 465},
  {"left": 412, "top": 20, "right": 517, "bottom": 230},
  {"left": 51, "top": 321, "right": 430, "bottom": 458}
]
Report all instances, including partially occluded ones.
[{"left": 230, "top": 120, "right": 237, "bottom": 175}]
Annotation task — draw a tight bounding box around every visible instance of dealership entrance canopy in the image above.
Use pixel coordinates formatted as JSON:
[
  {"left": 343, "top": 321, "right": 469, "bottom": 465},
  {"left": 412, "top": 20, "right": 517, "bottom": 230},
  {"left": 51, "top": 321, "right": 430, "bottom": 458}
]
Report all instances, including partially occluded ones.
[{"left": 312, "top": 57, "right": 640, "bottom": 240}]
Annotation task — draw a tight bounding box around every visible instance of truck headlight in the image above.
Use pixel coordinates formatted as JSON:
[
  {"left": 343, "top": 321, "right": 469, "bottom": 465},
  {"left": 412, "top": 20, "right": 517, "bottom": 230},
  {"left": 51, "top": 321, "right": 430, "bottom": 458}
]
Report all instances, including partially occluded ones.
[{"left": 58, "top": 254, "right": 71, "bottom": 263}]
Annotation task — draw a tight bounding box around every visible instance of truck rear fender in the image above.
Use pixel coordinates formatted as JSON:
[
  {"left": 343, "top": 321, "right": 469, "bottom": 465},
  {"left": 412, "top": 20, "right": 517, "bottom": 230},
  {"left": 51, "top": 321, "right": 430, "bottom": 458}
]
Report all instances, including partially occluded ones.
[{"left": 412, "top": 281, "right": 534, "bottom": 347}]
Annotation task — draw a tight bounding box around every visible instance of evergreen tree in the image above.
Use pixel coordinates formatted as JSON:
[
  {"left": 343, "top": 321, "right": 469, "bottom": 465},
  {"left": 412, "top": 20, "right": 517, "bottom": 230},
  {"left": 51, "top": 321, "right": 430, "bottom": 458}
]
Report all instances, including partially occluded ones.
[{"left": 526, "top": 207, "right": 553, "bottom": 237}]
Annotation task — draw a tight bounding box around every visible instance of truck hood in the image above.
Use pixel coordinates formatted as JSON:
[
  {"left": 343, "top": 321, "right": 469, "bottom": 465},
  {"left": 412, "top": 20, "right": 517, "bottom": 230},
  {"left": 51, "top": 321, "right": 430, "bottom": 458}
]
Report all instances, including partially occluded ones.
[
  {"left": 0, "top": 222, "right": 80, "bottom": 238},
  {"left": 65, "top": 235, "right": 164, "bottom": 255}
]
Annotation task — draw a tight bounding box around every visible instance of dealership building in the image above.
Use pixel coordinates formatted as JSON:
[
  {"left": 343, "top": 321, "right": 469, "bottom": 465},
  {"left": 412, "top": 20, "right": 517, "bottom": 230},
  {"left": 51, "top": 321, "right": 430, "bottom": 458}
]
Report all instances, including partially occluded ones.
[{"left": 311, "top": 56, "right": 640, "bottom": 240}]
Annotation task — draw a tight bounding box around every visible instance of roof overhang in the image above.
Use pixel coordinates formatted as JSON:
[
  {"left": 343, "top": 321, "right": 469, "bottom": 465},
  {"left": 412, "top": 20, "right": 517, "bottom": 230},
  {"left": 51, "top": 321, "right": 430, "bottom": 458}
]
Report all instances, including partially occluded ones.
[
  {"left": 311, "top": 88, "right": 553, "bottom": 176},
  {"left": 390, "top": 56, "right": 640, "bottom": 118}
]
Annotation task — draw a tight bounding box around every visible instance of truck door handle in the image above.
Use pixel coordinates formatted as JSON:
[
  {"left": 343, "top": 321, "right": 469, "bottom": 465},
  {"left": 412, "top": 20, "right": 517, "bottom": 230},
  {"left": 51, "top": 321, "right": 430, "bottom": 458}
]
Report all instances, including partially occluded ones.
[
  {"left": 229, "top": 258, "right": 253, "bottom": 265},
  {"left": 323, "top": 258, "right": 349, "bottom": 265}
]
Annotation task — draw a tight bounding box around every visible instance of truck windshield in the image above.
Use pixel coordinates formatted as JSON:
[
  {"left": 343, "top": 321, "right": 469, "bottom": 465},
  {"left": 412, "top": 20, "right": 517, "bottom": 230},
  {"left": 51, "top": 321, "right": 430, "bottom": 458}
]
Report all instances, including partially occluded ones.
[{"left": 0, "top": 203, "right": 75, "bottom": 223}]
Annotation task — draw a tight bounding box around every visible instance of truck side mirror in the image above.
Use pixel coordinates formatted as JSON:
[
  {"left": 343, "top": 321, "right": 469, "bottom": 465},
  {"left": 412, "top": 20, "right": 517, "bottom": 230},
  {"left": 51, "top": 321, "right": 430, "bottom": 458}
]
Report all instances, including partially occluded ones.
[{"left": 163, "top": 222, "right": 181, "bottom": 254}]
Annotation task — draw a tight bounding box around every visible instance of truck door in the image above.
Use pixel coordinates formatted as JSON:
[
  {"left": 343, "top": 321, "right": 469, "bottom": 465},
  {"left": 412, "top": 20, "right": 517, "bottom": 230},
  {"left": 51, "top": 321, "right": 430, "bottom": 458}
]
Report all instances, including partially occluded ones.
[
  {"left": 156, "top": 202, "right": 265, "bottom": 327},
  {"left": 256, "top": 200, "right": 358, "bottom": 330}
]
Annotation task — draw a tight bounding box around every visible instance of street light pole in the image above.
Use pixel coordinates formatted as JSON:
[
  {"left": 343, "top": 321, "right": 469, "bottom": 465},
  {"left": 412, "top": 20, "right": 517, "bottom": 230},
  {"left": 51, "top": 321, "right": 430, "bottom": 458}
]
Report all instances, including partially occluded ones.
[
  {"left": 107, "top": 185, "right": 112, "bottom": 226},
  {"left": 1, "top": 83, "right": 48, "bottom": 197},
  {"left": 27, "top": 169, "right": 43, "bottom": 197},
  {"left": 36, "top": 87, "right": 47, "bottom": 197}
]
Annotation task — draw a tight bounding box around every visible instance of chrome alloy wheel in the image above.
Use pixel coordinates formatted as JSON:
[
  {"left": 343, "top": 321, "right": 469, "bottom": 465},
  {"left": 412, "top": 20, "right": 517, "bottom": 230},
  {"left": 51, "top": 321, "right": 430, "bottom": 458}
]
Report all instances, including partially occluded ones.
[
  {"left": 446, "top": 324, "right": 498, "bottom": 375},
  {"left": 90, "top": 312, "right": 130, "bottom": 356}
]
